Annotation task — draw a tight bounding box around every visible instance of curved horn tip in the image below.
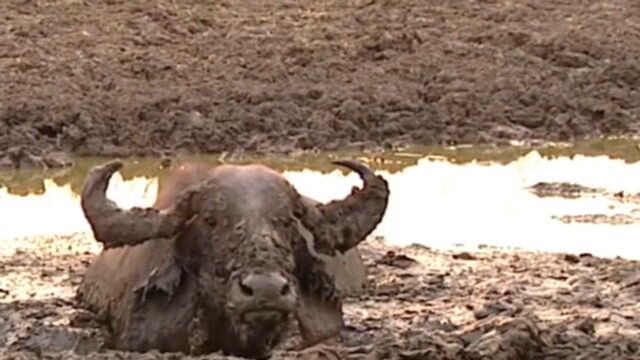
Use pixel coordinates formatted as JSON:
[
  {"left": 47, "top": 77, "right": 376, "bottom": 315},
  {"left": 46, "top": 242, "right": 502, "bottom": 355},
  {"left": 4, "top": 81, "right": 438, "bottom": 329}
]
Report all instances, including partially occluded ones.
[
  {"left": 90, "top": 159, "right": 125, "bottom": 179},
  {"left": 98, "top": 159, "right": 124, "bottom": 173},
  {"left": 89, "top": 159, "right": 124, "bottom": 177},
  {"left": 331, "top": 160, "right": 374, "bottom": 176},
  {"left": 82, "top": 159, "right": 125, "bottom": 195}
]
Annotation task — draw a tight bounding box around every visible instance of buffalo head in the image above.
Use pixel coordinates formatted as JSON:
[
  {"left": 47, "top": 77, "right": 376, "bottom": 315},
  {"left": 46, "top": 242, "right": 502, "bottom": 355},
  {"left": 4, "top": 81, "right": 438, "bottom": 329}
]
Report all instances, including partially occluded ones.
[{"left": 79, "top": 159, "right": 389, "bottom": 358}]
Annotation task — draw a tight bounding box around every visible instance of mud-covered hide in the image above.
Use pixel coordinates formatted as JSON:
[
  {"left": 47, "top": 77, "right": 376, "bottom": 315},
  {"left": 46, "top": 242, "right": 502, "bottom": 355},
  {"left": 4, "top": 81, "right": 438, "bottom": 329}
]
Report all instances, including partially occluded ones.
[
  {"left": 76, "top": 163, "right": 204, "bottom": 351},
  {"left": 155, "top": 163, "right": 370, "bottom": 296},
  {"left": 76, "top": 237, "right": 197, "bottom": 352},
  {"left": 75, "top": 160, "right": 389, "bottom": 357}
]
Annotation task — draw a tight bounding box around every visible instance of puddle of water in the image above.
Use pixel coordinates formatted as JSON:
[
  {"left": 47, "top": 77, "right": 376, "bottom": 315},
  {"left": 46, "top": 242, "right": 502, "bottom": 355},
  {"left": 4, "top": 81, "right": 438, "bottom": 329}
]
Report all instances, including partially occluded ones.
[{"left": 4, "top": 139, "right": 640, "bottom": 259}]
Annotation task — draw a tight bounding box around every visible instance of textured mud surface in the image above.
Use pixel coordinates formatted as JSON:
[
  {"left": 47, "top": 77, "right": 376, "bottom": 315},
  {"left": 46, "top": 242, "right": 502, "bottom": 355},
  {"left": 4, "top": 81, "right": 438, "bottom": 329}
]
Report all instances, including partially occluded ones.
[
  {"left": 529, "top": 181, "right": 640, "bottom": 225},
  {"left": 2, "top": 235, "right": 640, "bottom": 359},
  {"left": 2, "top": 0, "right": 640, "bottom": 168}
]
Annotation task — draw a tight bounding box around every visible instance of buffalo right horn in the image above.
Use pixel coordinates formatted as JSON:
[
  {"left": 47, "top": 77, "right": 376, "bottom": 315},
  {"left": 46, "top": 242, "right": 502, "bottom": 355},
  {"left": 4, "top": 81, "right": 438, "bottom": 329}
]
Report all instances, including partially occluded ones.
[{"left": 81, "top": 160, "right": 194, "bottom": 249}]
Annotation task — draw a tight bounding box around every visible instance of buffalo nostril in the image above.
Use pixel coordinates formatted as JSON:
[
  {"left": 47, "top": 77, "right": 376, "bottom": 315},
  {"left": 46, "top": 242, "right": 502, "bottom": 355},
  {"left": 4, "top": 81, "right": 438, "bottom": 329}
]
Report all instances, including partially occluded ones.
[
  {"left": 239, "top": 278, "right": 254, "bottom": 296},
  {"left": 280, "top": 282, "right": 290, "bottom": 296}
]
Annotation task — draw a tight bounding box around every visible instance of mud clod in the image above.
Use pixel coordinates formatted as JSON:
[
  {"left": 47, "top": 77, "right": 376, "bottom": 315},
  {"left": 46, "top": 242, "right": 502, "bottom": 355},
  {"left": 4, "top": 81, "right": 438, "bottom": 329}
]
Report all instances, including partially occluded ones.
[
  {"left": 453, "top": 252, "right": 477, "bottom": 261},
  {"left": 563, "top": 254, "right": 580, "bottom": 264},
  {"left": 375, "top": 251, "right": 417, "bottom": 269},
  {"left": 463, "top": 315, "right": 546, "bottom": 360}
]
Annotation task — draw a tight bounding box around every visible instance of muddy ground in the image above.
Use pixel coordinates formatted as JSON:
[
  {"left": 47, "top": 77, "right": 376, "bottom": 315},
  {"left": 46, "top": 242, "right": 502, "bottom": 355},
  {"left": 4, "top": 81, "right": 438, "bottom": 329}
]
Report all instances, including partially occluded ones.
[
  {"left": 2, "top": 233, "right": 640, "bottom": 359},
  {"left": 2, "top": 0, "right": 640, "bottom": 168}
]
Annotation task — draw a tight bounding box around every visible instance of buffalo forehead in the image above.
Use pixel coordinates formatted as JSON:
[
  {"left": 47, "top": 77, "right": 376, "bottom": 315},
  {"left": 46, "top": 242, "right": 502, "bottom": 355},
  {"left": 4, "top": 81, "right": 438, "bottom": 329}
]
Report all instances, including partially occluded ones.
[{"left": 212, "top": 165, "right": 292, "bottom": 211}]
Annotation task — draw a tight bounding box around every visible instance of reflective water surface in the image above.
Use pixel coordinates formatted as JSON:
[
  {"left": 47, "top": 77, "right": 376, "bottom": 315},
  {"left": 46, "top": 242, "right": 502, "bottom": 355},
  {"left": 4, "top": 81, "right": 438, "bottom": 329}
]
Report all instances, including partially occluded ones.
[{"left": 4, "top": 139, "right": 640, "bottom": 259}]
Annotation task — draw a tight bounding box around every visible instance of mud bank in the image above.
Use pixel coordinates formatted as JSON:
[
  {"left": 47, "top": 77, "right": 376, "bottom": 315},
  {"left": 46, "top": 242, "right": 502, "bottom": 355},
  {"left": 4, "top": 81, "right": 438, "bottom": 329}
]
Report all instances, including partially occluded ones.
[
  {"left": 2, "top": 235, "right": 640, "bottom": 359},
  {"left": 2, "top": 0, "right": 640, "bottom": 168}
]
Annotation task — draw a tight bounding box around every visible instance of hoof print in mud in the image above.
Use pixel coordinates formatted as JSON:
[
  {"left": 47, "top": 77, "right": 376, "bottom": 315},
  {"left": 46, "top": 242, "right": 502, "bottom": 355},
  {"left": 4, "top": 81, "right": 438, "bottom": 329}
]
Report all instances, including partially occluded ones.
[{"left": 75, "top": 159, "right": 389, "bottom": 358}]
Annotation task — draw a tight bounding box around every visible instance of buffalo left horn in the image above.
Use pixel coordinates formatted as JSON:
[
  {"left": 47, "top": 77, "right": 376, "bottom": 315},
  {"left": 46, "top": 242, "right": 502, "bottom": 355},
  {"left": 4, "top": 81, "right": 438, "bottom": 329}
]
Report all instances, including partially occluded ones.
[
  {"left": 302, "top": 160, "right": 389, "bottom": 254},
  {"left": 81, "top": 160, "right": 194, "bottom": 248}
]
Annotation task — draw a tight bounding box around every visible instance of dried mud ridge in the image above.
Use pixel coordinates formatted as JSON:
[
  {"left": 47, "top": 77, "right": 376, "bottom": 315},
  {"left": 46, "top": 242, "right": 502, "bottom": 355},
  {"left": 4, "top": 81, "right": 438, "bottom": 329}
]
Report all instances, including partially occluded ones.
[
  {"left": 2, "top": 0, "right": 640, "bottom": 169},
  {"left": 529, "top": 181, "right": 640, "bottom": 225},
  {"left": 2, "top": 235, "right": 640, "bottom": 359}
]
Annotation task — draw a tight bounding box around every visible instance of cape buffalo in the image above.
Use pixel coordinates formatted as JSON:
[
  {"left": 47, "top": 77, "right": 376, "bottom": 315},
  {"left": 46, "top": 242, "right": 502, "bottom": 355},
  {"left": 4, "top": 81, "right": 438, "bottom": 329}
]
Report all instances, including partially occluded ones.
[{"left": 76, "top": 159, "right": 389, "bottom": 359}]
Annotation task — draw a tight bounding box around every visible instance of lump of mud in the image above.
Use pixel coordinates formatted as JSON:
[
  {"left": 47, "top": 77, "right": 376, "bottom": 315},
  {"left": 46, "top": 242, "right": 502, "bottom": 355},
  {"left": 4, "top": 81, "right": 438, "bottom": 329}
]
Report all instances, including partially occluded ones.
[
  {"left": 0, "top": 146, "right": 73, "bottom": 170},
  {"left": 462, "top": 315, "right": 547, "bottom": 360}
]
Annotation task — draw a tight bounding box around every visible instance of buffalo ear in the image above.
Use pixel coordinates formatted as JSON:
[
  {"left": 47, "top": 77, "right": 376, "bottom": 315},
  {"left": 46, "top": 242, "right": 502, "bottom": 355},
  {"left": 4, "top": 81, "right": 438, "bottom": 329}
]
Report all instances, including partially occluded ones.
[
  {"left": 292, "top": 229, "right": 345, "bottom": 348},
  {"left": 295, "top": 290, "right": 344, "bottom": 348},
  {"left": 294, "top": 248, "right": 370, "bottom": 347},
  {"left": 173, "top": 217, "right": 207, "bottom": 270},
  {"left": 172, "top": 186, "right": 220, "bottom": 270}
]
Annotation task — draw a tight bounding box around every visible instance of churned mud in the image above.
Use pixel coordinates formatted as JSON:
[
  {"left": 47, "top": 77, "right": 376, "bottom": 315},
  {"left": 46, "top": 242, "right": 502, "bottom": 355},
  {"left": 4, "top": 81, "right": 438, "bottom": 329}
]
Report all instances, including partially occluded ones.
[
  {"left": 2, "top": 234, "right": 640, "bottom": 359},
  {"left": 2, "top": 0, "right": 640, "bottom": 168}
]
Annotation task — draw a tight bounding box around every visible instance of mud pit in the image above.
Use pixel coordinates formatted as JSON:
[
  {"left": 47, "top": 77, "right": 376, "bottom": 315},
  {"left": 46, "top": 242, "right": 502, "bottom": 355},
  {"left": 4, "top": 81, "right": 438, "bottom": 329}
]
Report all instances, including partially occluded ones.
[
  {"left": 6, "top": 151, "right": 640, "bottom": 360},
  {"left": 2, "top": 235, "right": 640, "bottom": 359},
  {"left": 2, "top": 0, "right": 640, "bottom": 168}
]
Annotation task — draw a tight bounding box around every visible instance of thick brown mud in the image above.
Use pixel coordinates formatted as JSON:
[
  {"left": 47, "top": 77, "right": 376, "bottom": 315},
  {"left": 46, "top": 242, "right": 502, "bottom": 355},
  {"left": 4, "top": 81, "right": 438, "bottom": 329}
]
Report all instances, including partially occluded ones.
[
  {"left": 2, "top": 235, "right": 640, "bottom": 359},
  {"left": 2, "top": 0, "right": 640, "bottom": 168}
]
